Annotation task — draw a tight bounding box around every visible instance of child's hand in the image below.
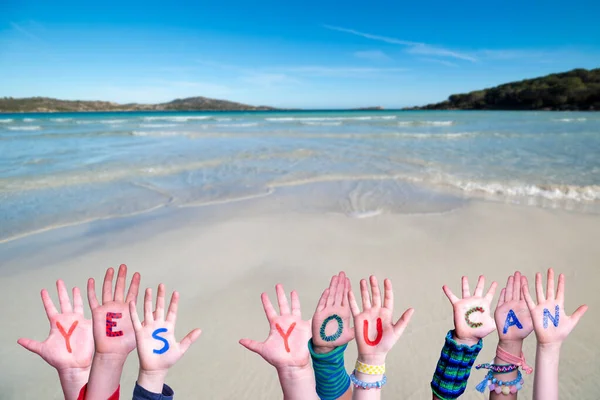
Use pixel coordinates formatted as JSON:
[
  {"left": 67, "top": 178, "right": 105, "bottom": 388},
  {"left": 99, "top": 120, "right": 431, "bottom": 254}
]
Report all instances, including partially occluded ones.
[
  {"left": 494, "top": 271, "right": 533, "bottom": 343},
  {"left": 129, "top": 284, "right": 201, "bottom": 393},
  {"left": 18, "top": 280, "right": 94, "bottom": 371},
  {"left": 87, "top": 264, "right": 140, "bottom": 356},
  {"left": 311, "top": 271, "right": 355, "bottom": 353},
  {"left": 240, "top": 284, "right": 312, "bottom": 370},
  {"left": 443, "top": 275, "right": 497, "bottom": 345},
  {"left": 521, "top": 268, "right": 587, "bottom": 346},
  {"left": 348, "top": 276, "right": 414, "bottom": 365}
]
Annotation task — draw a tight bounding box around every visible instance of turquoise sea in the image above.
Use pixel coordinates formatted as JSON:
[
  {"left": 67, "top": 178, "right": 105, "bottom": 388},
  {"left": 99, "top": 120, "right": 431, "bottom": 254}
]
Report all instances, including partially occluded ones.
[{"left": 1, "top": 110, "right": 599, "bottom": 242}]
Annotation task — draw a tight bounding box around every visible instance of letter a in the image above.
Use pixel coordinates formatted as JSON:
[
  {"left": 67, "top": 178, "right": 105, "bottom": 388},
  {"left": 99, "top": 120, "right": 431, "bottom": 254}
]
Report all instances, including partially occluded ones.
[
  {"left": 543, "top": 305, "right": 560, "bottom": 329},
  {"left": 363, "top": 318, "right": 383, "bottom": 346},
  {"left": 56, "top": 321, "right": 79, "bottom": 353},
  {"left": 502, "top": 310, "right": 523, "bottom": 334},
  {"left": 152, "top": 328, "right": 170, "bottom": 354},
  {"left": 275, "top": 322, "right": 296, "bottom": 353}
]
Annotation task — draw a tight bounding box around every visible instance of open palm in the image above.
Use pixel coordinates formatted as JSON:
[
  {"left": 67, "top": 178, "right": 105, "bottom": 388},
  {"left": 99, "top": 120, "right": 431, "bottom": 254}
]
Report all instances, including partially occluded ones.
[
  {"left": 349, "top": 276, "right": 414, "bottom": 365},
  {"left": 311, "top": 271, "right": 354, "bottom": 352},
  {"left": 18, "top": 280, "right": 94, "bottom": 371},
  {"left": 443, "top": 275, "right": 497, "bottom": 343},
  {"left": 495, "top": 271, "right": 533, "bottom": 342},
  {"left": 240, "top": 284, "right": 312, "bottom": 369}
]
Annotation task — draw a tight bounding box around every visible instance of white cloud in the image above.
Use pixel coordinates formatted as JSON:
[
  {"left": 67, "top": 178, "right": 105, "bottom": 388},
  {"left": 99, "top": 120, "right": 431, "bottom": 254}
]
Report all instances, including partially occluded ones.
[
  {"left": 419, "top": 58, "right": 459, "bottom": 68},
  {"left": 10, "top": 22, "right": 41, "bottom": 41},
  {"left": 324, "top": 25, "right": 477, "bottom": 62},
  {"left": 353, "top": 50, "right": 391, "bottom": 62}
]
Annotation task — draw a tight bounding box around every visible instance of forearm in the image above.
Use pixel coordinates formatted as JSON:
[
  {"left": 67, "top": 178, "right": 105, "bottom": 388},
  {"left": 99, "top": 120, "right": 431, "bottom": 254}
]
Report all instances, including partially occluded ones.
[
  {"left": 351, "top": 354, "right": 386, "bottom": 400},
  {"left": 489, "top": 340, "right": 523, "bottom": 400},
  {"left": 86, "top": 353, "right": 126, "bottom": 400},
  {"left": 137, "top": 370, "right": 168, "bottom": 394},
  {"left": 57, "top": 367, "right": 91, "bottom": 400},
  {"left": 277, "top": 364, "right": 319, "bottom": 400},
  {"left": 532, "top": 343, "right": 560, "bottom": 400}
]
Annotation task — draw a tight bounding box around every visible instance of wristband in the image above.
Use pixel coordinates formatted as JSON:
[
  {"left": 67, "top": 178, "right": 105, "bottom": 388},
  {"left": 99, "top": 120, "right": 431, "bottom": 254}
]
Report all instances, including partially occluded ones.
[
  {"left": 355, "top": 360, "right": 385, "bottom": 375},
  {"left": 430, "top": 330, "right": 483, "bottom": 400},
  {"left": 308, "top": 339, "right": 351, "bottom": 400}
]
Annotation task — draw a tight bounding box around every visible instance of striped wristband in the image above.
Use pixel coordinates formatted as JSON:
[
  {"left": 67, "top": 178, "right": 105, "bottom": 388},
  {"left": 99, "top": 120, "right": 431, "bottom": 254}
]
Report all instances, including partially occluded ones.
[{"left": 308, "top": 339, "right": 351, "bottom": 400}]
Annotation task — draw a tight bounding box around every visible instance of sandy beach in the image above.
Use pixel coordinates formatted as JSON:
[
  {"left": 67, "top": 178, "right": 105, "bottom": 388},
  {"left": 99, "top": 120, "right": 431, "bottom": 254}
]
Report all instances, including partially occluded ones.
[{"left": 2, "top": 195, "right": 599, "bottom": 399}]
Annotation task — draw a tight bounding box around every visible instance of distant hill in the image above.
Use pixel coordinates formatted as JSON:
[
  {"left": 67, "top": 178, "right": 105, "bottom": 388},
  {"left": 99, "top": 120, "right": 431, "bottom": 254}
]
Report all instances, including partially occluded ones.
[
  {"left": 0, "top": 96, "right": 276, "bottom": 113},
  {"left": 407, "top": 68, "right": 600, "bottom": 111}
]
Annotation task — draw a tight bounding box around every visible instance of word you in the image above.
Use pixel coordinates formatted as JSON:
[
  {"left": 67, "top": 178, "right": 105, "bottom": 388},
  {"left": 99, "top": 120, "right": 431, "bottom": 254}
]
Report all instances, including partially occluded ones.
[
  {"left": 543, "top": 305, "right": 560, "bottom": 329},
  {"left": 106, "top": 312, "right": 123, "bottom": 337},
  {"left": 152, "top": 328, "right": 170, "bottom": 354},
  {"left": 56, "top": 320, "right": 79, "bottom": 353},
  {"left": 320, "top": 315, "right": 343, "bottom": 342},
  {"left": 465, "top": 306, "right": 484, "bottom": 328},
  {"left": 363, "top": 318, "right": 383, "bottom": 346},
  {"left": 275, "top": 322, "right": 296, "bottom": 353},
  {"left": 502, "top": 310, "right": 523, "bottom": 334}
]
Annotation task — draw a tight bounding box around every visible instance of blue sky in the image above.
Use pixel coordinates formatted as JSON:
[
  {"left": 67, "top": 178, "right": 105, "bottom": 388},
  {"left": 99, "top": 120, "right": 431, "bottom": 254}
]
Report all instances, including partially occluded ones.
[{"left": 1, "top": 0, "right": 599, "bottom": 108}]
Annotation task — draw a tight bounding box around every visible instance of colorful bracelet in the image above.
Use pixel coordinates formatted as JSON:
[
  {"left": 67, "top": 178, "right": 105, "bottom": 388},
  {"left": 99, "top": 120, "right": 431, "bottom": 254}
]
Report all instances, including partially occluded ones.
[
  {"left": 430, "top": 330, "right": 483, "bottom": 400},
  {"left": 355, "top": 360, "right": 385, "bottom": 375},
  {"left": 475, "top": 363, "right": 518, "bottom": 374},
  {"left": 308, "top": 340, "right": 351, "bottom": 400},
  {"left": 476, "top": 370, "right": 524, "bottom": 394},
  {"left": 350, "top": 370, "right": 387, "bottom": 390}
]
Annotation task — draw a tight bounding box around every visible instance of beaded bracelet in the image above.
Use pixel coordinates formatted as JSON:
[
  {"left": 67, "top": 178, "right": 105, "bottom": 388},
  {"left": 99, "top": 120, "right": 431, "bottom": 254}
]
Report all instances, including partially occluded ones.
[
  {"left": 476, "top": 370, "right": 523, "bottom": 395},
  {"left": 350, "top": 370, "right": 387, "bottom": 390},
  {"left": 475, "top": 363, "right": 518, "bottom": 374}
]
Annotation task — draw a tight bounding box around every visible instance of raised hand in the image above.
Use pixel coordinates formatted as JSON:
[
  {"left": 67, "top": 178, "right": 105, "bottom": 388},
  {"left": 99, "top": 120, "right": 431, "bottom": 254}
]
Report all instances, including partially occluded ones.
[
  {"left": 240, "top": 284, "right": 312, "bottom": 370},
  {"left": 129, "top": 284, "right": 202, "bottom": 393},
  {"left": 495, "top": 271, "right": 533, "bottom": 342},
  {"left": 18, "top": 279, "right": 94, "bottom": 372},
  {"left": 87, "top": 264, "right": 140, "bottom": 356},
  {"left": 348, "top": 276, "right": 414, "bottom": 365},
  {"left": 442, "top": 275, "right": 497, "bottom": 345},
  {"left": 311, "top": 271, "right": 354, "bottom": 353},
  {"left": 521, "top": 268, "right": 587, "bottom": 346}
]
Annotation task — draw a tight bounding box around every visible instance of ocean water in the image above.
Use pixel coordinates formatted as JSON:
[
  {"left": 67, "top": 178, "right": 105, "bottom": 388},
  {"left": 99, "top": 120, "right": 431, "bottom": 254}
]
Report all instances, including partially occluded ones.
[{"left": 1, "top": 110, "right": 599, "bottom": 242}]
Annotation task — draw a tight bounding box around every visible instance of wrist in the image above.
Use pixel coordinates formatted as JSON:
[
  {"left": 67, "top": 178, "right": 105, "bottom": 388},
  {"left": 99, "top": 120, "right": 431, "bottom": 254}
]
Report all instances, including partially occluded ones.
[
  {"left": 276, "top": 363, "right": 313, "bottom": 381},
  {"left": 93, "top": 352, "right": 128, "bottom": 366},
  {"left": 357, "top": 354, "right": 386, "bottom": 366},
  {"left": 137, "top": 369, "right": 168, "bottom": 394},
  {"left": 537, "top": 342, "right": 562, "bottom": 352},
  {"left": 497, "top": 339, "right": 524, "bottom": 356},
  {"left": 311, "top": 344, "right": 337, "bottom": 354},
  {"left": 56, "top": 366, "right": 91, "bottom": 381},
  {"left": 452, "top": 332, "right": 479, "bottom": 347}
]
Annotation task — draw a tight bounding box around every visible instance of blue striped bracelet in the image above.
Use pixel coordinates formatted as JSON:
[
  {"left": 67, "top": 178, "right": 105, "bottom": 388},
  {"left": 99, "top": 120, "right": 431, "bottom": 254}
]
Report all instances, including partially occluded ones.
[{"left": 350, "top": 370, "right": 387, "bottom": 390}]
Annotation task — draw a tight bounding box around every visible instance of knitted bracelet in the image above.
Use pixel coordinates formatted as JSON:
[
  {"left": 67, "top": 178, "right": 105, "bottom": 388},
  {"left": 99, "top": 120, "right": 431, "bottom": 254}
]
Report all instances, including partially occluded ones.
[
  {"left": 430, "top": 330, "right": 483, "bottom": 400},
  {"left": 308, "top": 339, "right": 351, "bottom": 400},
  {"left": 475, "top": 363, "right": 518, "bottom": 374}
]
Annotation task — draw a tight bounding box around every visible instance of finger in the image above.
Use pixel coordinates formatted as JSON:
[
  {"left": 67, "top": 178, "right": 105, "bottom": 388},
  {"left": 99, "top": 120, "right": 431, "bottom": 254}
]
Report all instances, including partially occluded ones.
[
  {"left": 556, "top": 273, "right": 565, "bottom": 303},
  {"left": 87, "top": 278, "right": 100, "bottom": 310},
  {"left": 276, "top": 284, "right": 290, "bottom": 315},
  {"left": 513, "top": 271, "right": 522, "bottom": 301},
  {"left": 474, "top": 275, "right": 485, "bottom": 297},
  {"left": 334, "top": 272, "right": 346, "bottom": 306},
  {"left": 546, "top": 268, "right": 555, "bottom": 301},
  {"left": 484, "top": 281, "right": 498, "bottom": 303},
  {"left": 102, "top": 267, "right": 114, "bottom": 304},
  {"left": 129, "top": 301, "right": 143, "bottom": 331},
  {"left": 154, "top": 284, "right": 165, "bottom": 321},
  {"left": 442, "top": 285, "right": 459, "bottom": 305},
  {"left": 348, "top": 289, "right": 361, "bottom": 316},
  {"left": 570, "top": 304, "right": 588, "bottom": 326},
  {"left": 144, "top": 288, "right": 154, "bottom": 323},
  {"left": 40, "top": 289, "right": 58, "bottom": 321},
  {"left": 370, "top": 276, "right": 382, "bottom": 308},
  {"left": 125, "top": 272, "right": 141, "bottom": 304},
  {"left": 17, "top": 338, "right": 43, "bottom": 355},
  {"left": 316, "top": 288, "right": 329, "bottom": 312},
  {"left": 239, "top": 339, "right": 263, "bottom": 355},
  {"left": 383, "top": 278, "right": 394, "bottom": 312},
  {"left": 535, "top": 272, "right": 544, "bottom": 303},
  {"left": 290, "top": 290, "right": 301, "bottom": 317},
  {"left": 326, "top": 276, "right": 339, "bottom": 307},
  {"left": 461, "top": 276, "right": 471, "bottom": 298},
  {"left": 166, "top": 291, "right": 179, "bottom": 324},
  {"left": 114, "top": 264, "right": 127, "bottom": 302},
  {"left": 56, "top": 280, "right": 73, "bottom": 314},
  {"left": 341, "top": 278, "right": 350, "bottom": 307},
  {"left": 392, "top": 308, "right": 415, "bottom": 338},
  {"left": 497, "top": 288, "right": 506, "bottom": 308},
  {"left": 521, "top": 277, "right": 536, "bottom": 310},
  {"left": 360, "top": 279, "right": 371, "bottom": 310},
  {"left": 179, "top": 328, "right": 202, "bottom": 354},
  {"left": 73, "top": 287, "right": 84, "bottom": 315},
  {"left": 505, "top": 275, "right": 514, "bottom": 301},
  {"left": 261, "top": 292, "right": 278, "bottom": 323}
]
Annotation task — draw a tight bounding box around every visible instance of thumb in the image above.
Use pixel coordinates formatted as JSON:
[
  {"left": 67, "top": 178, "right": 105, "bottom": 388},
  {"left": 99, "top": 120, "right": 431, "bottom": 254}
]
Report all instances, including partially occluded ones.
[
  {"left": 239, "top": 338, "right": 263, "bottom": 355},
  {"left": 392, "top": 308, "right": 415, "bottom": 338},
  {"left": 570, "top": 304, "right": 588, "bottom": 326},
  {"left": 179, "top": 328, "right": 202, "bottom": 354},
  {"left": 17, "top": 338, "right": 43, "bottom": 356}
]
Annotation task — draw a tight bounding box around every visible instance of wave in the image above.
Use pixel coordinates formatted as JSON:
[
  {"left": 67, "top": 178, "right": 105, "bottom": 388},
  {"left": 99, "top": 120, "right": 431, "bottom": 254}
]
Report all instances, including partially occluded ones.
[
  {"left": 300, "top": 121, "right": 343, "bottom": 126},
  {"left": 0, "top": 119, "right": 14, "bottom": 123},
  {"left": 214, "top": 123, "right": 259, "bottom": 128},
  {"left": 8, "top": 126, "right": 42, "bottom": 131},
  {"left": 265, "top": 116, "right": 397, "bottom": 122},
  {"left": 142, "top": 116, "right": 211, "bottom": 122},
  {"left": 397, "top": 120, "right": 454, "bottom": 126},
  {"left": 139, "top": 124, "right": 179, "bottom": 128},
  {"left": 216, "top": 117, "right": 232, "bottom": 121},
  {"left": 51, "top": 118, "right": 73, "bottom": 122},
  {"left": 103, "top": 119, "right": 127, "bottom": 124},
  {"left": 554, "top": 118, "right": 587, "bottom": 122},
  {"left": 131, "top": 130, "right": 186, "bottom": 137},
  {"left": 23, "top": 118, "right": 36, "bottom": 122}
]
